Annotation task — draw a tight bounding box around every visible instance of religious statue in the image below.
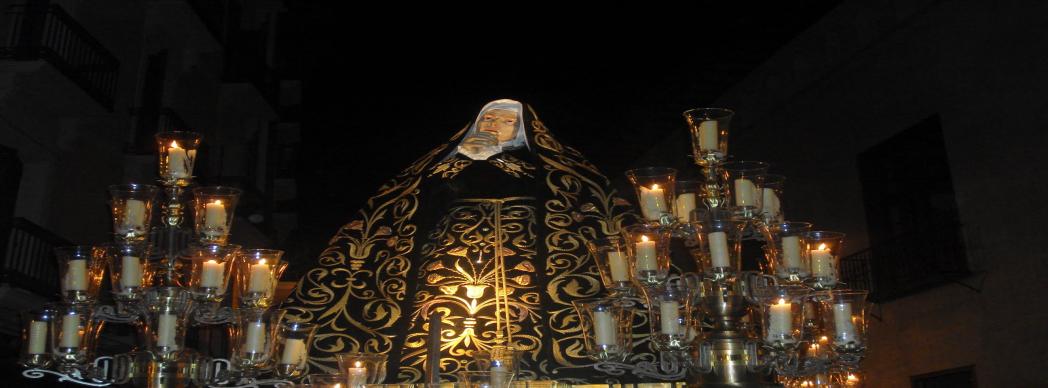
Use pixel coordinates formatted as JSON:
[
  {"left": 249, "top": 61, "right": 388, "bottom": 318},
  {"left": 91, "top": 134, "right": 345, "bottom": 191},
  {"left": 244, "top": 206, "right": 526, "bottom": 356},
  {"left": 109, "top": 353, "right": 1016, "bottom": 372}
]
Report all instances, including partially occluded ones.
[{"left": 282, "top": 99, "right": 643, "bottom": 383}]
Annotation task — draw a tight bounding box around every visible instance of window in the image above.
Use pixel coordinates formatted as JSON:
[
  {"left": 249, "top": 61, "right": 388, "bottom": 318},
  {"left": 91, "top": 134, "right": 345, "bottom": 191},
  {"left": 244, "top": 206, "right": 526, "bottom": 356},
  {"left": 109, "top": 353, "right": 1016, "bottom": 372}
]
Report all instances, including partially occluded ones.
[{"left": 856, "top": 115, "right": 968, "bottom": 301}]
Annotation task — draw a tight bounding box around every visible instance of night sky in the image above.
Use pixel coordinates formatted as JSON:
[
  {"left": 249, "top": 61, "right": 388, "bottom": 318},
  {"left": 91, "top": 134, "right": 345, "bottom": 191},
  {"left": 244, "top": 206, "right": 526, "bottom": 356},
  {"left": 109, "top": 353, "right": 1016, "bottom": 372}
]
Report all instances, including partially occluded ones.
[{"left": 282, "top": 2, "right": 841, "bottom": 262}]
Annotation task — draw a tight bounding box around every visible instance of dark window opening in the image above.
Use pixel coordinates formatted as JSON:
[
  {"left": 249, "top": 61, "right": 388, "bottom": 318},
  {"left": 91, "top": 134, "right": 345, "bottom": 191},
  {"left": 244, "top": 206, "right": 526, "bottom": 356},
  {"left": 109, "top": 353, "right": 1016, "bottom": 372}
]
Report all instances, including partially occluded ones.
[
  {"left": 855, "top": 115, "right": 968, "bottom": 301},
  {"left": 912, "top": 365, "right": 976, "bottom": 388}
]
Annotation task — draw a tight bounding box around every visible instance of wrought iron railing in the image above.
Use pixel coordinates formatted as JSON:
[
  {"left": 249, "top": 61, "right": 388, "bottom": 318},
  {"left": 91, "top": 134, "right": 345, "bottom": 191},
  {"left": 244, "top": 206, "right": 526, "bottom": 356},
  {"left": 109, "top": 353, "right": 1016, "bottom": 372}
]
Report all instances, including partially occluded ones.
[
  {"left": 840, "top": 224, "right": 969, "bottom": 303},
  {"left": 0, "top": 217, "right": 69, "bottom": 297},
  {"left": 2, "top": 4, "right": 120, "bottom": 110}
]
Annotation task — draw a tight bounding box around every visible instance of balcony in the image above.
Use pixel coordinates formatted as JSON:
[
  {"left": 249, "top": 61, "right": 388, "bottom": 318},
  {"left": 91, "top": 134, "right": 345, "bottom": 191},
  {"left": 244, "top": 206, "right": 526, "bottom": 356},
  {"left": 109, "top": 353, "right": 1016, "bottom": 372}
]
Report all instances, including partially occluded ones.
[
  {"left": 840, "top": 223, "right": 969, "bottom": 303},
  {"left": 1, "top": 4, "right": 120, "bottom": 111},
  {"left": 1, "top": 217, "right": 67, "bottom": 296}
]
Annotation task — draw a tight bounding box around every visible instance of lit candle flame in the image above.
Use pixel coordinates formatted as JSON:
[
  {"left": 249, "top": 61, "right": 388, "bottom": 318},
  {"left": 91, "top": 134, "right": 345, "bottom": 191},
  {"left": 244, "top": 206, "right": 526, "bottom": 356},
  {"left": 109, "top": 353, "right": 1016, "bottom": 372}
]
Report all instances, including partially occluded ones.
[
  {"left": 334, "top": 384, "right": 342, "bottom": 388},
  {"left": 777, "top": 298, "right": 787, "bottom": 305},
  {"left": 641, "top": 235, "right": 650, "bottom": 242},
  {"left": 817, "top": 243, "right": 828, "bottom": 251},
  {"left": 212, "top": 199, "right": 223, "bottom": 205},
  {"left": 170, "top": 140, "right": 180, "bottom": 148},
  {"left": 847, "top": 374, "right": 859, "bottom": 382},
  {"left": 354, "top": 360, "right": 362, "bottom": 368},
  {"left": 651, "top": 184, "right": 660, "bottom": 190},
  {"left": 258, "top": 259, "right": 266, "bottom": 265},
  {"left": 206, "top": 259, "right": 218, "bottom": 264}
]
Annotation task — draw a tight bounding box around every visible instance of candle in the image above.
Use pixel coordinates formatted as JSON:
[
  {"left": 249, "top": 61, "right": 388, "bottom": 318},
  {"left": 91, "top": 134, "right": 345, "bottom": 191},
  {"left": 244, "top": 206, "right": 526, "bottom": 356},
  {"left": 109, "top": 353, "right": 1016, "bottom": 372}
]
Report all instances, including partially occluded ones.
[
  {"left": 781, "top": 236, "right": 802, "bottom": 269},
  {"left": 280, "top": 338, "right": 307, "bottom": 367},
  {"left": 248, "top": 259, "right": 273, "bottom": 294},
  {"left": 846, "top": 374, "right": 860, "bottom": 386},
  {"left": 156, "top": 313, "right": 178, "bottom": 348},
  {"left": 832, "top": 303, "right": 858, "bottom": 341},
  {"left": 60, "top": 314, "right": 80, "bottom": 348},
  {"left": 766, "top": 298, "right": 794, "bottom": 343},
  {"left": 123, "top": 199, "right": 147, "bottom": 232},
  {"left": 634, "top": 236, "right": 657, "bottom": 271},
  {"left": 347, "top": 360, "right": 367, "bottom": 387},
  {"left": 607, "top": 251, "right": 629, "bottom": 282},
  {"left": 674, "top": 193, "right": 697, "bottom": 222},
  {"left": 28, "top": 320, "right": 48, "bottom": 354},
  {"left": 761, "top": 188, "right": 780, "bottom": 217},
  {"left": 490, "top": 361, "right": 508, "bottom": 388},
  {"left": 64, "top": 259, "right": 87, "bottom": 291},
  {"left": 593, "top": 310, "right": 618, "bottom": 346},
  {"left": 708, "top": 231, "right": 730, "bottom": 268},
  {"left": 659, "top": 300, "right": 680, "bottom": 335},
  {"left": 204, "top": 200, "right": 228, "bottom": 234},
  {"left": 697, "top": 120, "right": 718, "bottom": 151},
  {"left": 810, "top": 244, "right": 836, "bottom": 278},
  {"left": 200, "top": 259, "right": 225, "bottom": 289},
  {"left": 733, "top": 178, "right": 756, "bottom": 207},
  {"left": 638, "top": 184, "right": 668, "bottom": 220},
  {"left": 244, "top": 321, "right": 266, "bottom": 353},
  {"left": 120, "top": 255, "right": 142, "bottom": 288},
  {"left": 167, "top": 141, "right": 190, "bottom": 178}
]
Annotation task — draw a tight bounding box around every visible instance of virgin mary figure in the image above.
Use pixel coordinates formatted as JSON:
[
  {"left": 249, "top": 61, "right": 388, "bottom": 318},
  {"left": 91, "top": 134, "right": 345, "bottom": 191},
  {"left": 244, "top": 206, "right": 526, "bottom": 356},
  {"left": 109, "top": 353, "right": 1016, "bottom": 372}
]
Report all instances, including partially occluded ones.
[{"left": 283, "top": 99, "right": 643, "bottom": 383}]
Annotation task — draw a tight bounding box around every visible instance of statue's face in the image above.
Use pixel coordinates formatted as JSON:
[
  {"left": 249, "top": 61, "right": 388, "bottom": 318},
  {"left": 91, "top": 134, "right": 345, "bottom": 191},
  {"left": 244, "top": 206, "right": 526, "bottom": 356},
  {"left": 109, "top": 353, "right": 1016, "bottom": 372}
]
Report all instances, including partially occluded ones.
[{"left": 477, "top": 108, "right": 519, "bottom": 143}]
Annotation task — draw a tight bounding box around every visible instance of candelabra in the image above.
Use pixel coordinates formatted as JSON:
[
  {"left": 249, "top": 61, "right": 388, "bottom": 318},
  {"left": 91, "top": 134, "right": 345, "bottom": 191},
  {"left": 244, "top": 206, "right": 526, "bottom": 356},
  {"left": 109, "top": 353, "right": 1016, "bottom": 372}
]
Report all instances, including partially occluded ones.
[
  {"left": 574, "top": 107, "right": 869, "bottom": 387},
  {"left": 17, "top": 131, "right": 305, "bottom": 388}
]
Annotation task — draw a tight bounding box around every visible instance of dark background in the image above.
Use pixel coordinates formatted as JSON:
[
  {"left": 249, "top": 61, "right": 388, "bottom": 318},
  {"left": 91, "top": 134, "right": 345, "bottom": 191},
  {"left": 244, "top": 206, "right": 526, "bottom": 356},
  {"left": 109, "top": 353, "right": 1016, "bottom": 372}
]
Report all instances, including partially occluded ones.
[{"left": 287, "top": 2, "right": 841, "bottom": 257}]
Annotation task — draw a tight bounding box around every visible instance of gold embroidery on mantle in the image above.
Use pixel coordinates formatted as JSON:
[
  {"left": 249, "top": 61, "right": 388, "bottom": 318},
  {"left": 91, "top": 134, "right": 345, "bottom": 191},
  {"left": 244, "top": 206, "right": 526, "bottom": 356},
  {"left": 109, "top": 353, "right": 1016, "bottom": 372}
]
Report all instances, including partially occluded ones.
[
  {"left": 283, "top": 139, "right": 455, "bottom": 373},
  {"left": 528, "top": 105, "right": 646, "bottom": 377},
  {"left": 489, "top": 154, "right": 536, "bottom": 178},
  {"left": 398, "top": 198, "right": 541, "bottom": 381},
  {"left": 429, "top": 157, "right": 473, "bottom": 179}
]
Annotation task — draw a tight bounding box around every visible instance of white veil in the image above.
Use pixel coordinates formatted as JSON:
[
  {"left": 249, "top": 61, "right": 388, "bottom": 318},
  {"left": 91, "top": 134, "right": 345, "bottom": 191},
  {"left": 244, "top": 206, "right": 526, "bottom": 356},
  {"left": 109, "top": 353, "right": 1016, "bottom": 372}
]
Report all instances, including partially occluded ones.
[{"left": 446, "top": 99, "right": 530, "bottom": 161}]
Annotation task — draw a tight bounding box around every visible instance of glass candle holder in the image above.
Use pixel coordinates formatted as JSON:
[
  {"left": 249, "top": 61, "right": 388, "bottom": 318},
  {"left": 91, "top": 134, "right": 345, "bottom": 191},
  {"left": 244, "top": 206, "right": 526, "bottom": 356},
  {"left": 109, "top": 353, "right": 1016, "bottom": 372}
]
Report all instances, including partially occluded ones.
[
  {"left": 304, "top": 374, "right": 347, "bottom": 388},
  {"left": 763, "top": 222, "right": 814, "bottom": 282},
  {"left": 273, "top": 320, "right": 318, "bottom": 379},
  {"left": 759, "top": 174, "right": 786, "bottom": 225},
  {"left": 235, "top": 249, "right": 287, "bottom": 309},
  {"left": 571, "top": 298, "right": 634, "bottom": 362},
  {"left": 192, "top": 186, "right": 242, "bottom": 245},
  {"left": 642, "top": 281, "right": 696, "bottom": 351},
  {"left": 805, "top": 231, "right": 846, "bottom": 289},
  {"left": 51, "top": 304, "right": 101, "bottom": 372},
  {"left": 838, "top": 370, "right": 864, "bottom": 387},
  {"left": 683, "top": 108, "right": 734, "bottom": 165},
  {"left": 142, "top": 287, "right": 193, "bottom": 359},
  {"left": 802, "top": 332, "right": 834, "bottom": 365},
  {"left": 757, "top": 285, "right": 809, "bottom": 350},
  {"left": 232, "top": 308, "right": 286, "bottom": 376},
  {"left": 107, "top": 243, "right": 153, "bottom": 310},
  {"left": 674, "top": 180, "right": 703, "bottom": 223},
  {"left": 55, "top": 245, "right": 108, "bottom": 305},
  {"left": 818, "top": 290, "right": 867, "bottom": 356},
  {"left": 719, "top": 161, "right": 769, "bottom": 219},
  {"left": 473, "top": 345, "right": 520, "bottom": 388},
  {"left": 692, "top": 208, "right": 745, "bottom": 277},
  {"left": 139, "top": 351, "right": 212, "bottom": 388},
  {"left": 108, "top": 183, "right": 158, "bottom": 242},
  {"left": 623, "top": 224, "right": 672, "bottom": 287},
  {"left": 585, "top": 237, "right": 634, "bottom": 297},
  {"left": 336, "top": 352, "right": 388, "bottom": 386},
  {"left": 458, "top": 370, "right": 514, "bottom": 388},
  {"left": 625, "top": 167, "right": 677, "bottom": 224},
  {"left": 183, "top": 243, "right": 241, "bottom": 310},
  {"left": 156, "top": 131, "right": 201, "bottom": 187},
  {"left": 20, "top": 306, "right": 57, "bottom": 368}
]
